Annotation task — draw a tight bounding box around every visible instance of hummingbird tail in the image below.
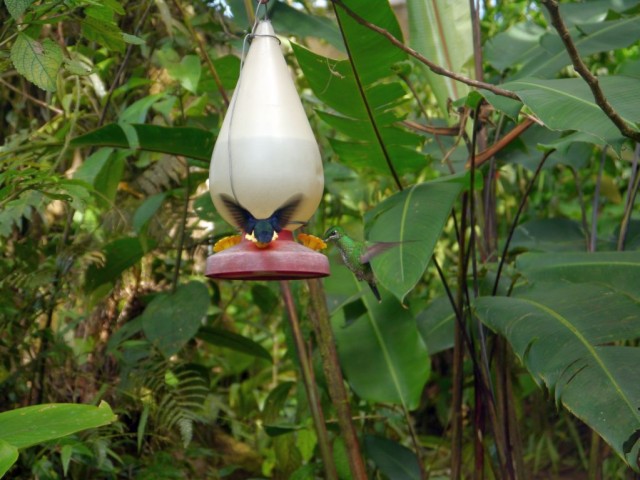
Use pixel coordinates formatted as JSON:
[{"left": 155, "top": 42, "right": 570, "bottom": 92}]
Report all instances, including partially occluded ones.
[{"left": 368, "top": 282, "right": 382, "bottom": 303}]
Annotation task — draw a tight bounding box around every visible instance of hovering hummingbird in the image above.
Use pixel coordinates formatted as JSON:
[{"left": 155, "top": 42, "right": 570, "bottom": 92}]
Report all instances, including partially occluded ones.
[
  {"left": 220, "top": 194, "right": 303, "bottom": 246},
  {"left": 324, "top": 225, "right": 397, "bottom": 302}
]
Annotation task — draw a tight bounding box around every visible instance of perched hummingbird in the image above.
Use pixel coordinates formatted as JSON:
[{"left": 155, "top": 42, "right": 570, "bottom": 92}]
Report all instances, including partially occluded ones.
[
  {"left": 220, "top": 194, "right": 303, "bottom": 246},
  {"left": 324, "top": 226, "right": 397, "bottom": 302}
]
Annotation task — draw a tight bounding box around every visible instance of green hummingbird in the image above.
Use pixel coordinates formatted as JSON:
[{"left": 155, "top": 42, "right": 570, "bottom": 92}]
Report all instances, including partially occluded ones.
[
  {"left": 220, "top": 194, "right": 303, "bottom": 246},
  {"left": 324, "top": 225, "right": 397, "bottom": 302}
]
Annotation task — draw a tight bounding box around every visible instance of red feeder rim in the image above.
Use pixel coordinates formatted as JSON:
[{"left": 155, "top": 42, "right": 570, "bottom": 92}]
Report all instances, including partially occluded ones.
[{"left": 205, "top": 230, "right": 330, "bottom": 280}]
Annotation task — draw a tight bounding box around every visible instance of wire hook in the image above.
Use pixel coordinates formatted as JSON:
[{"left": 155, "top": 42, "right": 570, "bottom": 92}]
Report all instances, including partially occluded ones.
[{"left": 254, "top": 0, "right": 269, "bottom": 25}]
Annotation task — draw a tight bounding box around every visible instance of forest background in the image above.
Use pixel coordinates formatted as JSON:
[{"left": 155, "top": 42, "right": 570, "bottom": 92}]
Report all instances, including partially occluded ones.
[{"left": 1, "top": 0, "right": 640, "bottom": 478}]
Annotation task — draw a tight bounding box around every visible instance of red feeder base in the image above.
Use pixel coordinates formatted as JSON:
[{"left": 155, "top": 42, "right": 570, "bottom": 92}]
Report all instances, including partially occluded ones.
[{"left": 205, "top": 230, "right": 330, "bottom": 280}]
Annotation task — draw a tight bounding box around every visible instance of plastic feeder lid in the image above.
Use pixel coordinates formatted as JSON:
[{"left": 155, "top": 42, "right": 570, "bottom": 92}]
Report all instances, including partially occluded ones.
[{"left": 205, "top": 230, "right": 330, "bottom": 280}]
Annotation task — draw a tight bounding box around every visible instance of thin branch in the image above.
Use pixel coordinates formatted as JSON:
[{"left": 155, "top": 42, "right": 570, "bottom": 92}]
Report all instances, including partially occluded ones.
[
  {"left": 331, "top": 0, "right": 520, "bottom": 100},
  {"left": 0, "top": 78, "right": 63, "bottom": 114},
  {"left": 569, "top": 166, "right": 591, "bottom": 250},
  {"left": 98, "top": 0, "right": 153, "bottom": 126},
  {"left": 306, "top": 278, "right": 368, "bottom": 480},
  {"left": 618, "top": 144, "right": 640, "bottom": 250},
  {"left": 467, "top": 118, "right": 535, "bottom": 168},
  {"left": 404, "top": 117, "right": 536, "bottom": 169},
  {"left": 402, "top": 119, "right": 459, "bottom": 136},
  {"left": 541, "top": 0, "right": 640, "bottom": 143},
  {"left": 590, "top": 148, "right": 607, "bottom": 252},
  {"left": 492, "top": 149, "right": 555, "bottom": 296},
  {"left": 173, "top": 0, "right": 229, "bottom": 107},
  {"left": 172, "top": 162, "right": 191, "bottom": 293},
  {"left": 398, "top": 73, "right": 447, "bottom": 155},
  {"left": 332, "top": 1, "right": 403, "bottom": 191},
  {"left": 281, "top": 281, "right": 339, "bottom": 480}
]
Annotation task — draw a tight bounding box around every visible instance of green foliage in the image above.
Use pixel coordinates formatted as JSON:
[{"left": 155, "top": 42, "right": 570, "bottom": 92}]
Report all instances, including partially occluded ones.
[
  {"left": 406, "top": 0, "right": 473, "bottom": 120},
  {"left": 0, "top": 403, "right": 116, "bottom": 475},
  {"left": 70, "top": 124, "right": 216, "bottom": 161},
  {"left": 475, "top": 283, "right": 640, "bottom": 470},
  {"left": 293, "top": 0, "right": 426, "bottom": 175},
  {"left": 2, "top": 0, "right": 640, "bottom": 477},
  {"left": 141, "top": 282, "right": 210, "bottom": 358},
  {"left": 332, "top": 291, "right": 430, "bottom": 409},
  {"left": 4, "top": 0, "right": 34, "bottom": 19},
  {"left": 10, "top": 34, "right": 63, "bottom": 92},
  {"left": 365, "top": 435, "right": 421, "bottom": 480},
  {"left": 85, "top": 237, "right": 149, "bottom": 293},
  {"left": 496, "top": 76, "right": 640, "bottom": 150},
  {"left": 365, "top": 177, "right": 465, "bottom": 302}
]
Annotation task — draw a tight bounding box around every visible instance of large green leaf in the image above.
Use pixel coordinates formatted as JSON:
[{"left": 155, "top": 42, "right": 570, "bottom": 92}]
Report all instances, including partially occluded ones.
[
  {"left": 509, "top": 218, "right": 586, "bottom": 253},
  {"left": 70, "top": 124, "right": 215, "bottom": 161},
  {"left": 0, "top": 402, "right": 116, "bottom": 449},
  {"left": 11, "top": 34, "right": 63, "bottom": 92},
  {"left": 196, "top": 326, "right": 272, "bottom": 362},
  {"left": 331, "top": 285, "right": 430, "bottom": 410},
  {"left": 269, "top": 1, "right": 343, "bottom": 50},
  {"left": 164, "top": 54, "right": 201, "bottom": 94},
  {"left": 551, "top": 0, "right": 640, "bottom": 26},
  {"left": 292, "top": 0, "right": 426, "bottom": 175},
  {"left": 81, "top": 11, "right": 125, "bottom": 53},
  {"left": 0, "top": 439, "right": 18, "bottom": 478},
  {"left": 226, "top": 0, "right": 343, "bottom": 50},
  {"left": 85, "top": 237, "right": 152, "bottom": 293},
  {"left": 498, "top": 76, "right": 640, "bottom": 150},
  {"left": 484, "top": 21, "right": 546, "bottom": 72},
  {"left": 475, "top": 283, "right": 640, "bottom": 471},
  {"left": 141, "top": 282, "right": 210, "bottom": 358},
  {"left": 406, "top": 0, "right": 473, "bottom": 120},
  {"left": 4, "top": 0, "right": 33, "bottom": 19},
  {"left": 516, "top": 251, "right": 640, "bottom": 301},
  {"left": 416, "top": 296, "right": 455, "bottom": 355},
  {"left": 364, "top": 177, "right": 465, "bottom": 302},
  {"left": 133, "top": 192, "right": 167, "bottom": 234},
  {"left": 364, "top": 435, "right": 421, "bottom": 480},
  {"left": 513, "top": 16, "right": 640, "bottom": 80}
]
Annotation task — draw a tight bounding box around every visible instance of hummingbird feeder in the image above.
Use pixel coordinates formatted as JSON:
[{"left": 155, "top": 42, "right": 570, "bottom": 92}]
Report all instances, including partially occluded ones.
[{"left": 206, "top": 13, "right": 329, "bottom": 280}]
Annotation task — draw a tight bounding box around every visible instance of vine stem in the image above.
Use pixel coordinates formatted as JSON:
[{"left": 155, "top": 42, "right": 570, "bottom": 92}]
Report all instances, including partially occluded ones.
[
  {"left": 590, "top": 148, "right": 607, "bottom": 252},
  {"left": 617, "top": 143, "right": 640, "bottom": 251},
  {"left": 173, "top": 0, "right": 229, "bottom": 107},
  {"left": 306, "top": 278, "right": 368, "bottom": 480},
  {"left": 171, "top": 163, "right": 191, "bottom": 293},
  {"left": 492, "top": 149, "right": 555, "bottom": 296},
  {"left": 280, "top": 281, "right": 339, "bottom": 480},
  {"left": 98, "top": 0, "right": 153, "bottom": 127},
  {"left": 541, "top": 0, "right": 640, "bottom": 143}
]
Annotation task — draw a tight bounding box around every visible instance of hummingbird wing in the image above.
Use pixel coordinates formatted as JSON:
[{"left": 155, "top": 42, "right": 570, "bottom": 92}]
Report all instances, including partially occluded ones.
[
  {"left": 359, "top": 241, "right": 401, "bottom": 264},
  {"left": 270, "top": 194, "right": 304, "bottom": 231},
  {"left": 220, "top": 194, "right": 256, "bottom": 232}
]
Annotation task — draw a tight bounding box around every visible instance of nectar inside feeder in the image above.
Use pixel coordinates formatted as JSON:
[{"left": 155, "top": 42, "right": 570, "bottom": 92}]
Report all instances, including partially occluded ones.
[{"left": 206, "top": 18, "right": 329, "bottom": 280}]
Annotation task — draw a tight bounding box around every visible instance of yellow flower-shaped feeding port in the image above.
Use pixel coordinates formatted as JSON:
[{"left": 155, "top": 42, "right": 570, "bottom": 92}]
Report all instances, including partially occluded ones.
[
  {"left": 297, "top": 233, "right": 327, "bottom": 252},
  {"left": 213, "top": 235, "right": 242, "bottom": 253}
]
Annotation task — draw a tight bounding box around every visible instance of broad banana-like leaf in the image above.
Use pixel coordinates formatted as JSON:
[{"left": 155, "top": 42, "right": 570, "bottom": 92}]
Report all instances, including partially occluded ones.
[
  {"left": 70, "top": 124, "right": 215, "bottom": 161},
  {"left": 493, "top": 76, "right": 640, "bottom": 152},
  {"left": 293, "top": 0, "right": 426, "bottom": 175},
  {"left": 516, "top": 251, "right": 640, "bottom": 301},
  {"left": 475, "top": 282, "right": 640, "bottom": 472},
  {"left": 513, "top": 16, "right": 640, "bottom": 80},
  {"left": 331, "top": 280, "right": 430, "bottom": 410},
  {"left": 406, "top": 0, "right": 473, "bottom": 121},
  {"left": 364, "top": 175, "right": 465, "bottom": 302}
]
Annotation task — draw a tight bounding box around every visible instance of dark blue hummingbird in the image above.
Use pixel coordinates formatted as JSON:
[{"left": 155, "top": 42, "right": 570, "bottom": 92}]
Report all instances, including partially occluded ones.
[{"left": 220, "top": 194, "right": 303, "bottom": 246}]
